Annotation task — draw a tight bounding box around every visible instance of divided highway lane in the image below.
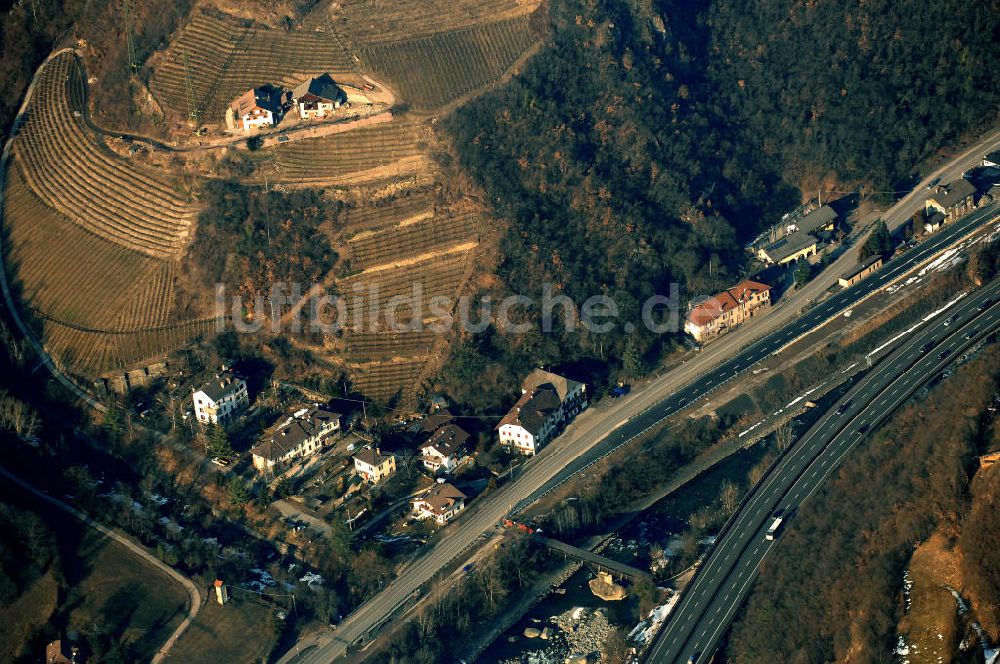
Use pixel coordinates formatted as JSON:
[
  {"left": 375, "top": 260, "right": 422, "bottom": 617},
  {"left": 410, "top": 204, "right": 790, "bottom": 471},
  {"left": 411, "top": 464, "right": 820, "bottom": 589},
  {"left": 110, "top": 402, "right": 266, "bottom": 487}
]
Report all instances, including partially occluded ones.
[
  {"left": 282, "top": 205, "right": 1000, "bottom": 664},
  {"left": 527, "top": 203, "right": 1000, "bottom": 505},
  {"left": 647, "top": 280, "right": 1000, "bottom": 664}
]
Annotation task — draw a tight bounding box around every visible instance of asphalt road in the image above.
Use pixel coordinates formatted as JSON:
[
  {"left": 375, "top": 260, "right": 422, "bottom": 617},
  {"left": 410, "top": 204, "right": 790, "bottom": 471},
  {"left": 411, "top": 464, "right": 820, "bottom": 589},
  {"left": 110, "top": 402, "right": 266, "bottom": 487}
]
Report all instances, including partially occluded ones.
[
  {"left": 645, "top": 277, "right": 1000, "bottom": 664},
  {"left": 280, "top": 197, "right": 1000, "bottom": 663}
]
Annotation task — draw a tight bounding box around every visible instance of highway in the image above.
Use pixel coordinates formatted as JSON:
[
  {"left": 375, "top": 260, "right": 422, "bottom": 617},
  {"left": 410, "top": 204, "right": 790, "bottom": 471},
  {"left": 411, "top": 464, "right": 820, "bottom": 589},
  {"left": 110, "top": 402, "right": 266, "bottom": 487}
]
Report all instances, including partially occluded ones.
[
  {"left": 645, "top": 277, "right": 1000, "bottom": 664},
  {"left": 280, "top": 193, "right": 1000, "bottom": 663}
]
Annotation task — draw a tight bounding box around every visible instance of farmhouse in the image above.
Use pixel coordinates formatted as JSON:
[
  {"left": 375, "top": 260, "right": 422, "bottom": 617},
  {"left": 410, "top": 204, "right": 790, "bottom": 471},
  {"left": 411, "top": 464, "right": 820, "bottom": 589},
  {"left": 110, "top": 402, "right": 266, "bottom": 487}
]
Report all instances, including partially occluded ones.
[
  {"left": 838, "top": 255, "right": 884, "bottom": 288},
  {"left": 684, "top": 280, "right": 771, "bottom": 343},
  {"left": 925, "top": 178, "right": 976, "bottom": 222},
  {"left": 498, "top": 369, "right": 588, "bottom": 455},
  {"left": 291, "top": 74, "right": 347, "bottom": 119},
  {"left": 419, "top": 422, "right": 470, "bottom": 474},
  {"left": 353, "top": 447, "right": 396, "bottom": 484},
  {"left": 227, "top": 86, "right": 283, "bottom": 132},
  {"left": 193, "top": 368, "right": 249, "bottom": 424},
  {"left": 251, "top": 406, "right": 342, "bottom": 474},
  {"left": 412, "top": 482, "right": 467, "bottom": 524}
]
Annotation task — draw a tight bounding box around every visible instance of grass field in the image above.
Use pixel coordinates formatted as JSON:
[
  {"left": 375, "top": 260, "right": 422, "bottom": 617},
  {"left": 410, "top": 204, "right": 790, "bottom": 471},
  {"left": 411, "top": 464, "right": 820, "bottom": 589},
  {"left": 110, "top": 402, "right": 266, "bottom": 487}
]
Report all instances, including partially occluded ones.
[
  {"left": 0, "top": 571, "right": 58, "bottom": 662},
  {"left": 360, "top": 15, "right": 543, "bottom": 108},
  {"left": 166, "top": 593, "right": 279, "bottom": 664}
]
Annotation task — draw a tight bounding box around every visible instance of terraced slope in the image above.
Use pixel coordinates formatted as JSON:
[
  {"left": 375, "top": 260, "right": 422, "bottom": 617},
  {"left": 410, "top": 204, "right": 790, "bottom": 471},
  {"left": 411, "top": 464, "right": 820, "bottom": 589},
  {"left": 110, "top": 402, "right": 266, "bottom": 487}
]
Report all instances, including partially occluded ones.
[
  {"left": 360, "top": 15, "right": 543, "bottom": 108},
  {"left": 151, "top": 10, "right": 356, "bottom": 123},
  {"left": 12, "top": 52, "right": 195, "bottom": 259}
]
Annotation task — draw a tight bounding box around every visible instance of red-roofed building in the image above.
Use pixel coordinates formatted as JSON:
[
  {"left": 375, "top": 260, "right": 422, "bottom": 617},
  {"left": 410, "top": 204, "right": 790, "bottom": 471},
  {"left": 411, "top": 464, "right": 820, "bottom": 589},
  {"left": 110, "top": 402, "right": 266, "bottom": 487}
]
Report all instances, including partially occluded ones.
[{"left": 684, "top": 280, "right": 771, "bottom": 343}]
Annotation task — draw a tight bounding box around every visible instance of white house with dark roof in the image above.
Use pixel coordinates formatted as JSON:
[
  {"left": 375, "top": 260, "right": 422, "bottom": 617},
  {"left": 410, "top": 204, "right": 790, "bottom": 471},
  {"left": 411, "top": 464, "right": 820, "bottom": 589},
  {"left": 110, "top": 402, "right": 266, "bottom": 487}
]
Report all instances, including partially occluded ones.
[
  {"left": 353, "top": 447, "right": 396, "bottom": 484},
  {"left": 227, "top": 86, "right": 283, "bottom": 132},
  {"left": 291, "top": 74, "right": 348, "bottom": 120},
  {"left": 925, "top": 178, "right": 976, "bottom": 223},
  {"left": 419, "top": 422, "right": 470, "bottom": 474},
  {"left": 193, "top": 368, "right": 249, "bottom": 424},
  {"left": 251, "top": 406, "right": 341, "bottom": 474},
  {"left": 497, "top": 369, "right": 587, "bottom": 455},
  {"left": 412, "top": 482, "right": 467, "bottom": 524}
]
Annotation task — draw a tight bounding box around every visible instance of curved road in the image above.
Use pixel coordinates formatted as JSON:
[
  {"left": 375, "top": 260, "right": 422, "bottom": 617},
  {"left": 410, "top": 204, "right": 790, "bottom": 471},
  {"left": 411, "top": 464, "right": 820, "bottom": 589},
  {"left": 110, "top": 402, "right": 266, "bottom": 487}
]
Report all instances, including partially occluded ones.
[{"left": 646, "top": 278, "right": 1000, "bottom": 663}]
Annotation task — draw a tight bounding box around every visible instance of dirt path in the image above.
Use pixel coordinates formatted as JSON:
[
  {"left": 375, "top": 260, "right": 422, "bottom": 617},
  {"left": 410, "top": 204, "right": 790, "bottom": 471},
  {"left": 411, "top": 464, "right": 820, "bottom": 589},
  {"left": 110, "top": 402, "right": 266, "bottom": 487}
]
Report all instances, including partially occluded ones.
[{"left": 0, "top": 465, "right": 203, "bottom": 664}]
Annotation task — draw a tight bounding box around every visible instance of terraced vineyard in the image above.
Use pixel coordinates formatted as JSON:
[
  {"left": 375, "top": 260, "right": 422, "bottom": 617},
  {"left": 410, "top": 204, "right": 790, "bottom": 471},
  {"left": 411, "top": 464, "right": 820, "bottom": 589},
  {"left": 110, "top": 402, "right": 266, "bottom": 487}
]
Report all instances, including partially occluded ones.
[
  {"left": 350, "top": 359, "right": 428, "bottom": 401},
  {"left": 341, "top": 193, "right": 437, "bottom": 232},
  {"left": 347, "top": 210, "right": 478, "bottom": 269},
  {"left": 151, "top": 10, "right": 357, "bottom": 123},
  {"left": 346, "top": 331, "right": 437, "bottom": 361},
  {"left": 12, "top": 52, "right": 195, "bottom": 259},
  {"left": 269, "top": 115, "right": 431, "bottom": 186},
  {"left": 311, "top": 0, "right": 540, "bottom": 44},
  {"left": 360, "top": 15, "right": 542, "bottom": 108}
]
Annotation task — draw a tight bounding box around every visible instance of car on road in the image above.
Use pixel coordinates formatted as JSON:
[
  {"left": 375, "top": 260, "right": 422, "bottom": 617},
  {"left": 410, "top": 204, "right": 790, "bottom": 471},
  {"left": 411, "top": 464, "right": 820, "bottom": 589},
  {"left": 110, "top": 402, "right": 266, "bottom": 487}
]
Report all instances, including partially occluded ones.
[
  {"left": 855, "top": 424, "right": 870, "bottom": 434},
  {"left": 944, "top": 314, "right": 959, "bottom": 327},
  {"left": 609, "top": 383, "right": 631, "bottom": 398},
  {"left": 926, "top": 177, "right": 941, "bottom": 190},
  {"left": 920, "top": 339, "right": 937, "bottom": 354},
  {"left": 965, "top": 328, "right": 981, "bottom": 340},
  {"left": 836, "top": 400, "right": 852, "bottom": 415},
  {"left": 979, "top": 299, "right": 993, "bottom": 312},
  {"left": 938, "top": 348, "right": 952, "bottom": 360},
  {"left": 687, "top": 653, "right": 701, "bottom": 664}
]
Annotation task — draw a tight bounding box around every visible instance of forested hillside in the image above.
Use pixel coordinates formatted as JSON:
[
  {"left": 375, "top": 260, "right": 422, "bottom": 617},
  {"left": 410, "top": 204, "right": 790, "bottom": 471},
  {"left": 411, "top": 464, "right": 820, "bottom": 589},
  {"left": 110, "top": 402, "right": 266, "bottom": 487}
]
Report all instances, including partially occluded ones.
[
  {"left": 708, "top": 0, "right": 1000, "bottom": 191},
  {"left": 441, "top": 0, "right": 1000, "bottom": 411}
]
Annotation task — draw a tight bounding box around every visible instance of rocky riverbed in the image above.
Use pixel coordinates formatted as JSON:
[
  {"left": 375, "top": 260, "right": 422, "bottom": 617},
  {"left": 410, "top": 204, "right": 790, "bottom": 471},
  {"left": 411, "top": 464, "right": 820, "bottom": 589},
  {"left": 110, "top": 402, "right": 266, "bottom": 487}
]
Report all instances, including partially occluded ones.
[{"left": 499, "top": 606, "right": 614, "bottom": 664}]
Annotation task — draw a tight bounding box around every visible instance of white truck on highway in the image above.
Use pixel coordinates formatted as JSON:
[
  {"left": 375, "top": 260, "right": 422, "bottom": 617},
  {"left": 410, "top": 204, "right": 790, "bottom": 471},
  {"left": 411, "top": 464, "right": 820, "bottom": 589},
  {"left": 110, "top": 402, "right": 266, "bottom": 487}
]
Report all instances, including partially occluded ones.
[{"left": 765, "top": 515, "right": 784, "bottom": 540}]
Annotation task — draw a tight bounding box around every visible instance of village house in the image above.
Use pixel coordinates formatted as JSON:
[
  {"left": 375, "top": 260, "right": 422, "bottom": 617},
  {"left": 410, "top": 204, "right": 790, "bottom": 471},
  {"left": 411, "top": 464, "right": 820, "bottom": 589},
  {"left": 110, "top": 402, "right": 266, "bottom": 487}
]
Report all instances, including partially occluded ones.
[
  {"left": 192, "top": 368, "right": 249, "bottom": 425},
  {"left": 250, "top": 406, "right": 342, "bottom": 474},
  {"left": 498, "top": 369, "right": 588, "bottom": 455},
  {"left": 412, "top": 481, "right": 467, "bottom": 524},
  {"left": 838, "top": 255, "right": 884, "bottom": 288},
  {"left": 419, "top": 422, "right": 470, "bottom": 474},
  {"left": 353, "top": 447, "right": 396, "bottom": 484},
  {"left": 226, "top": 86, "right": 283, "bottom": 132},
  {"left": 291, "top": 74, "right": 347, "bottom": 120},
  {"left": 757, "top": 231, "right": 818, "bottom": 265},
  {"left": 684, "top": 280, "right": 771, "bottom": 343},
  {"left": 925, "top": 178, "right": 976, "bottom": 223},
  {"left": 923, "top": 210, "right": 946, "bottom": 234}
]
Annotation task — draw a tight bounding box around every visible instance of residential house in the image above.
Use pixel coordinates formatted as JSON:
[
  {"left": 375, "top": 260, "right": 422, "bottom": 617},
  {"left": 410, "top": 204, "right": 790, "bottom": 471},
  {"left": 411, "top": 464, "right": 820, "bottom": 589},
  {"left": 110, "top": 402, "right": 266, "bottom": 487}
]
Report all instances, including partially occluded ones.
[
  {"left": 787, "top": 205, "right": 837, "bottom": 236},
  {"left": 497, "top": 369, "right": 588, "bottom": 455},
  {"left": 923, "top": 210, "right": 946, "bottom": 234},
  {"left": 412, "top": 482, "right": 467, "bottom": 524},
  {"left": 227, "top": 86, "right": 283, "bottom": 132},
  {"left": 193, "top": 368, "right": 249, "bottom": 425},
  {"left": 353, "top": 447, "right": 396, "bottom": 484},
  {"left": 684, "top": 280, "right": 772, "bottom": 343},
  {"left": 251, "top": 406, "right": 342, "bottom": 474},
  {"left": 925, "top": 178, "right": 976, "bottom": 223},
  {"left": 838, "top": 255, "right": 884, "bottom": 288},
  {"left": 419, "top": 422, "right": 469, "bottom": 474},
  {"left": 291, "top": 74, "right": 347, "bottom": 119},
  {"left": 757, "top": 231, "right": 818, "bottom": 265},
  {"left": 983, "top": 150, "right": 1000, "bottom": 168}
]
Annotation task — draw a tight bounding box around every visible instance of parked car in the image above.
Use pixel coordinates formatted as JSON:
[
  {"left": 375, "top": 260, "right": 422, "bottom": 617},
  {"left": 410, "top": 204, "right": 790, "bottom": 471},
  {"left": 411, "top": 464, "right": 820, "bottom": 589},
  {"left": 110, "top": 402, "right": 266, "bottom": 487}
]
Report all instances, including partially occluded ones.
[{"left": 609, "top": 383, "right": 631, "bottom": 398}]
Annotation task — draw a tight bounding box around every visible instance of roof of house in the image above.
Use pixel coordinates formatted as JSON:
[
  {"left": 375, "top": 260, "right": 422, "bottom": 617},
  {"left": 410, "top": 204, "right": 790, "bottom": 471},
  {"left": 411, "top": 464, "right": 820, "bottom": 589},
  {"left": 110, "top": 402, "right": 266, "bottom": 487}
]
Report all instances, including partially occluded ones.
[
  {"left": 291, "top": 74, "right": 345, "bottom": 103},
  {"left": 760, "top": 230, "right": 817, "bottom": 263},
  {"left": 231, "top": 86, "right": 282, "bottom": 117},
  {"left": 354, "top": 447, "right": 394, "bottom": 468},
  {"left": 840, "top": 254, "right": 883, "bottom": 280},
  {"left": 195, "top": 369, "right": 245, "bottom": 403},
  {"left": 928, "top": 178, "right": 976, "bottom": 209},
  {"left": 985, "top": 150, "right": 1000, "bottom": 165},
  {"left": 794, "top": 205, "right": 838, "bottom": 235},
  {"left": 498, "top": 385, "right": 562, "bottom": 435},
  {"left": 420, "top": 423, "right": 470, "bottom": 456},
  {"left": 416, "top": 482, "right": 467, "bottom": 514},
  {"left": 925, "top": 210, "right": 946, "bottom": 227},
  {"left": 521, "top": 369, "right": 584, "bottom": 403},
  {"left": 687, "top": 280, "right": 771, "bottom": 328},
  {"left": 251, "top": 406, "right": 341, "bottom": 461},
  {"left": 418, "top": 409, "right": 455, "bottom": 434}
]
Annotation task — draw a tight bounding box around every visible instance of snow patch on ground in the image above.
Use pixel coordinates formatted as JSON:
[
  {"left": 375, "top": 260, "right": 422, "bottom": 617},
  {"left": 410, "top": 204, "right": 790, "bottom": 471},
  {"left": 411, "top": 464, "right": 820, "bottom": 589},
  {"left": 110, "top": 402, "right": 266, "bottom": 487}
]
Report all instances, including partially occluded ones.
[{"left": 628, "top": 593, "right": 680, "bottom": 645}]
